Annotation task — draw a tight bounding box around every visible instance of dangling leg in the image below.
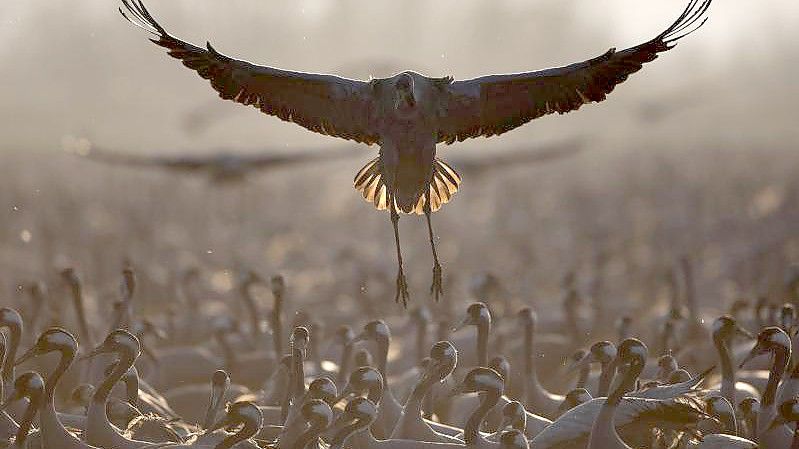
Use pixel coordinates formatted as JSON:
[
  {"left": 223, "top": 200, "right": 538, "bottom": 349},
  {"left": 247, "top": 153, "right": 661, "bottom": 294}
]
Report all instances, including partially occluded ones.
[
  {"left": 389, "top": 191, "right": 410, "bottom": 307},
  {"left": 424, "top": 193, "right": 443, "bottom": 302}
]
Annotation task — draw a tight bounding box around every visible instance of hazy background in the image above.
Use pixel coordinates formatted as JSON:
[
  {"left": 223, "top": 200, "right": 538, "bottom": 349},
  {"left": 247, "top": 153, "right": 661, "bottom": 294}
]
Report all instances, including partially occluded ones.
[{"left": 1, "top": 0, "right": 798, "bottom": 322}]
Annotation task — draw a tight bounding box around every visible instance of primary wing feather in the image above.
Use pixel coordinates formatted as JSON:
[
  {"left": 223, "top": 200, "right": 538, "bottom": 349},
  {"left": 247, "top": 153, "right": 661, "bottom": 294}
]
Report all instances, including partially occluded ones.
[
  {"left": 120, "top": 0, "right": 379, "bottom": 146},
  {"left": 437, "top": 0, "right": 712, "bottom": 144}
]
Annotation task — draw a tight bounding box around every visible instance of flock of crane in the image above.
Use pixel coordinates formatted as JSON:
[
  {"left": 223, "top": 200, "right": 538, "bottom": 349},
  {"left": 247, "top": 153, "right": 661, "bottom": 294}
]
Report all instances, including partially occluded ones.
[
  {"left": 6, "top": 0, "right": 798, "bottom": 448},
  {"left": 1, "top": 263, "right": 798, "bottom": 448}
]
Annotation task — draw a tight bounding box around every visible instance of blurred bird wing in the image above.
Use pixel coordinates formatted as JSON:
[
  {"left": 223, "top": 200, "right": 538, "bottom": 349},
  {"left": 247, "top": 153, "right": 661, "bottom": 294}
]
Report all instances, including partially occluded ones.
[
  {"left": 241, "top": 146, "right": 363, "bottom": 169},
  {"left": 451, "top": 140, "right": 584, "bottom": 175},
  {"left": 81, "top": 147, "right": 210, "bottom": 171},
  {"left": 120, "top": 0, "right": 380, "bottom": 146},
  {"left": 436, "top": 0, "right": 712, "bottom": 144}
]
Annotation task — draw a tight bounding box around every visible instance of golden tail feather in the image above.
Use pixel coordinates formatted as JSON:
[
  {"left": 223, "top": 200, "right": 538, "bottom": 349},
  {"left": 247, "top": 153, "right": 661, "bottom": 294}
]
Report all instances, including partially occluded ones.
[{"left": 353, "top": 158, "right": 461, "bottom": 215}]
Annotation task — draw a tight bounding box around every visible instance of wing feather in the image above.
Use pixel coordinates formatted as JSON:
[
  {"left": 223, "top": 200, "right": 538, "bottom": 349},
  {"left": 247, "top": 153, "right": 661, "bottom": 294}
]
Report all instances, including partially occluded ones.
[
  {"left": 120, "top": 0, "right": 379, "bottom": 145},
  {"left": 437, "top": 0, "right": 712, "bottom": 144}
]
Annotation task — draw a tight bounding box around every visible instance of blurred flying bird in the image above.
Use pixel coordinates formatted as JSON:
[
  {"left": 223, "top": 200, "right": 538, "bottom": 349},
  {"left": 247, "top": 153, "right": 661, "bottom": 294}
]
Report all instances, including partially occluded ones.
[
  {"left": 119, "top": 0, "right": 713, "bottom": 306},
  {"left": 451, "top": 140, "right": 583, "bottom": 179},
  {"left": 69, "top": 140, "right": 582, "bottom": 185},
  {"left": 68, "top": 144, "right": 361, "bottom": 185}
]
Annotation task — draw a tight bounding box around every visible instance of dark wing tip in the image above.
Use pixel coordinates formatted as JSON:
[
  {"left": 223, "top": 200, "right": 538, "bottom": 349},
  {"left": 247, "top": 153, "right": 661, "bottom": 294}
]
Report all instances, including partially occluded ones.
[
  {"left": 119, "top": 0, "right": 168, "bottom": 37},
  {"left": 659, "top": 0, "right": 713, "bottom": 45}
]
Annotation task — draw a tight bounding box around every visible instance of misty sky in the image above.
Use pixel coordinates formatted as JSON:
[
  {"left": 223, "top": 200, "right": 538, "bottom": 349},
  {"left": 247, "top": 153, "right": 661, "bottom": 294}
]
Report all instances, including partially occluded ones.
[{"left": 0, "top": 1, "right": 796, "bottom": 153}]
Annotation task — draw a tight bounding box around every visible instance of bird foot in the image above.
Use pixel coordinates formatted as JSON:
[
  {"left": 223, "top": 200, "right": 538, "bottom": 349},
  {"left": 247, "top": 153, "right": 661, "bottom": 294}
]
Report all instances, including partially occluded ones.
[
  {"left": 430, "top": 263, "right": 443, "bottom": 302},
  {"left": 395, "top": 269, "right": 410, "bottom": 308}
]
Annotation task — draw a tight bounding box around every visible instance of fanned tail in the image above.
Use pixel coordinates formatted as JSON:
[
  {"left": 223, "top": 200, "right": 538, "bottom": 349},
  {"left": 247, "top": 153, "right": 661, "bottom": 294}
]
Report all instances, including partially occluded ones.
[
  {"left": 414, "top": 159, "right": 462, "bottom": 214},
  {"left": 353, "top": 158, "right": 462, "bottom": 215},
  {"left": 354, "top": 158, "right": 389, "bottom": 211}
]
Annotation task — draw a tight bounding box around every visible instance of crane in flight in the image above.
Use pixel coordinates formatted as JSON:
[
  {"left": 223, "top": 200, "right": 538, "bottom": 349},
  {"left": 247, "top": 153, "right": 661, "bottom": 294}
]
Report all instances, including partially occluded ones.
[
  {"left": 71, "top": 140, "right": 582, "bottom": 185},
  {"left": 70, "top": 144, "right": 361, "bottom": 185},
  {"left": 119, "top": 0, "right": 713, "bottom": 306}
]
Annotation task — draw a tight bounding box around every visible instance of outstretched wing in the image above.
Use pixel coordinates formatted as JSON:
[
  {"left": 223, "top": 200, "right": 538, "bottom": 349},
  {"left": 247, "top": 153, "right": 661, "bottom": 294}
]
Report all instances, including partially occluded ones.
[
  {"left": 76, "top": 146, "right": 210, "bottom": 172},
  {"left": 241, "top": 146, "right": 362, "bottom": 169},
  {"left": 437, "top": 0, "right": 712, "bottom": 144},
  {"left": 451, "top": 140, "right": 583, "bottom": 175},
  {"left": 120, "top": 0, "right": 380, "bottom": 146},
  {"left": 77, "top": 145, "right": 360, "bottom": 172}
]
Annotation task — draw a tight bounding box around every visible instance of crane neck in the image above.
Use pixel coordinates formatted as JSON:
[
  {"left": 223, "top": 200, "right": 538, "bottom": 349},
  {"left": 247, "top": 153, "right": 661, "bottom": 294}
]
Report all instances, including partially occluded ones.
[
  {"left": 1, "top": 323, "right": 21, "bottom": 386},
  {"left": 93, "top": 351, "right": 136, "bottom": 404},
  {"left": 70, "top": 284, "right": 94, "bottom": 351},
  {"left": 712, "top": 333, "right": 736, "bottom": 406},
  {"left": 272, "top": 292, "right": 284, "bottom": 357},
  {"left": 608, "top": 360, "right": 642, "bottom": 407},
  {"left": 681, "top": 259, "right": 698, "bottom": 321},
  {"left": 597, "top": 360, "right": 615, "bottom": 397},
  {"left": 291, "top": 347, "right": 306, "bottom": 402},
  {"left": 216, "top": 332, "right": 237, "bottom": 367},
  {"left": 337, "top": 343, "right": 354, "bottom": 387},
  {"left": 42, "top": 353, "right": 85, "bottom": 449},
  {"left": 523, "top": 320, "right": 533, "bottom": 380},
  {"left": 763, "top": 346, "right": 790, "bottom": 407},
  {"left": 576, "top": 364, "right": 590, "bottom": 390},
  {"left": 404, "top": 368, "right": 438, "bottom": 415},
  {"left": 239, "top": 284, "right": 262, "bottom": 341},
  {"left": 293, "top": 418, "right": 327, "bottom": 449},
  {"left": 215, "top": 419, "right": 258, "bottom": 449},
  {"left": 416, "top": 322, "right": 428, "bottom": 364},
  {"left": 464, "top": 389, "right": 501, "bottom": 445},
  {"left": 330, "top": 416, "right": 371, "bottom": 449},
  {"left": 376, "top": 338, "right": 389, "bottom": 378},
  {"left": 202, "top": 384, "right": 226, "bottom": 430},
  {"left": 45, "top": 347, "right": 75, "bottom": 400},
  {"left": 477, "top": 321, "right": 490, "bottom": 368},
  {"left": 14, "top": 389, "right": 42, "bottom": 449}
]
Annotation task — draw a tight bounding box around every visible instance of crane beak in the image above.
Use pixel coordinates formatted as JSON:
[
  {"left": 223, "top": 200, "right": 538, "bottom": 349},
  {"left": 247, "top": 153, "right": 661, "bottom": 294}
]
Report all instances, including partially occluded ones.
[
  {"left": 151, "top": 326, "right": 168, "bottom": 341},
  {"left": 14, "top": 345, "right": 39, "bottom": 366},
  {"left": 451, "top": 316, "right": 471, "bottom": 333},
  {"left": 738, "top": 344, "right": 765, "bottom": 369},
  {"left": 449, "top": 382, "right": 468, "bottom": 397},
  {"left": 416, "top": 363, "right": 437, "bottom": 386},
  {"left": 333, "top": 384, "right": 354, "bottom": 405},
  {"left": 566, "top": 353, "right": 592, "bottom": 374},
  {"left": 735, "top": 326, "right": 754, "bottom": 340},
  {"left": 80, "top": 341, "right": 112, "bottom": 361},
  {"left": 349, "top": 332, "right": 367, "bottom": 346}
]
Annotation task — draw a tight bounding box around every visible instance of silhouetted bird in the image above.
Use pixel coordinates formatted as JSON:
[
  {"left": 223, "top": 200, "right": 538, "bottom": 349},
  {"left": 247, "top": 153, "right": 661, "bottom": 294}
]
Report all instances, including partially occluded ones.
[
  {"left": 71, "top": 145, "right": 360, "bottom": 185},
  {"left": 72, "top": 140, "right": 581, "bottom": 185}
]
